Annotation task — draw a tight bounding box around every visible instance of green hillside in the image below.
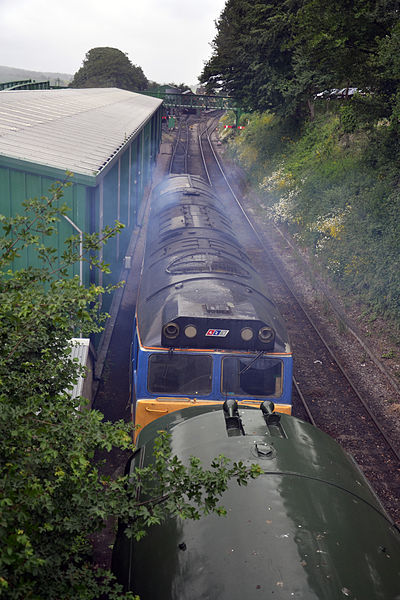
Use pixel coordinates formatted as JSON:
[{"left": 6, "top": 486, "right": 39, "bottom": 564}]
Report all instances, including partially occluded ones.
[{"left": 0, "top": 65, "right": 72, "bottom": 86}]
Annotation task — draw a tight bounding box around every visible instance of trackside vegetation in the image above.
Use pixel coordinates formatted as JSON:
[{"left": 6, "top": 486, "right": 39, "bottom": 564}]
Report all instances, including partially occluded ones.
[
  {"left": 222, "top": 108, "right": 400, "bottom": 329},
  {"left": 0, "top": 180, "right": 261, "bottom": 599}
]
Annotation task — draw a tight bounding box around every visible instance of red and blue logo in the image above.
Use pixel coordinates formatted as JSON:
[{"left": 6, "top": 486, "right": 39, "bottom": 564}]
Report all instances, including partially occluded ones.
[{"left": 205, "top": 329, "right": 229, "bottom": 337}]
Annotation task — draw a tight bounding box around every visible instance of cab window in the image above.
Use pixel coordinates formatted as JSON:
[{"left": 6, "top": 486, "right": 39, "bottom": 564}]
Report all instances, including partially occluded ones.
[
  {"left": 222, "top": 356, "right": 282, "bottom": 397},
  {"left": 148, "top": 353, "right": 212, "bottom": 395}
]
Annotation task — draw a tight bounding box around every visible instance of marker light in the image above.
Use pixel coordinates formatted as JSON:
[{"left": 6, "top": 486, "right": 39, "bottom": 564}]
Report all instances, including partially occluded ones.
[
  {"left": 240, "top": 327, "right": 254, "bottom": 341},
  {"left": 184, "top": 325, "right": 197, "bottom": 338}
]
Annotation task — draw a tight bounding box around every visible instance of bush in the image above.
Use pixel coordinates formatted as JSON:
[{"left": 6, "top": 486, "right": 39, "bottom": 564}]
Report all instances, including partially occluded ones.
[{"left": 228, "top": 110, "right": 400, "bottom": 326}]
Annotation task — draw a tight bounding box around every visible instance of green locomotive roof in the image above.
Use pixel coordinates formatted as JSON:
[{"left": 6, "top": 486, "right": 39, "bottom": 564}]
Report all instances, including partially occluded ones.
[{"left": 113, "top": 406, "right": 400, "bottom": 599}]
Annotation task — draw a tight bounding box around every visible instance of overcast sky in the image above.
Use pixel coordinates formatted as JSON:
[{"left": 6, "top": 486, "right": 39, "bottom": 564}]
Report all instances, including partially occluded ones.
[{"left": 0, "top": 0, "right": 226, "bottom": 85}]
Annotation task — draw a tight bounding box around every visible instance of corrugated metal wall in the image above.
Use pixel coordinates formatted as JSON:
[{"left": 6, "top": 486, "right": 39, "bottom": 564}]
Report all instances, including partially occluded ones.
[{"left": 0, "top": 167, "right": 87, "bottom": 281}]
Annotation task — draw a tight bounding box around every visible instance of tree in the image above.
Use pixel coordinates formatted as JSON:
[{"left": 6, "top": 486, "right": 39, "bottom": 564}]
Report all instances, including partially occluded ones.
[
  {"left": 200, "top": 0, "right": 302, "bottom": 115},
  {"left": 70, "top": 47, "right": 148, "bottom": 91},
  {"left": 0, "top": 178, "right": 260, "bottom": 599},
  {"left": 200, "top": 0, "right": 252, "bottom": 99},
  {"left": 370, "top": 20, "right": 400, "bottom": 128},
  {"left": 168, "top": 82, "right": 192, "bottom": 92},
  {"left": 146, "top": 80, "right": 163, "bottom": 92},
  {"left": 291, "top": 0, "right": 398, "bottom": 91},
  {"left": 200, "top": 0, "right": 400, "bottom": 120}
]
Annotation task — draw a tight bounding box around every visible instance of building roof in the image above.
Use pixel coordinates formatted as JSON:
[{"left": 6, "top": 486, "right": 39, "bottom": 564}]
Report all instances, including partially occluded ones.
[{"left": 0, "top": 88, "right": 162, "bottom": 178}]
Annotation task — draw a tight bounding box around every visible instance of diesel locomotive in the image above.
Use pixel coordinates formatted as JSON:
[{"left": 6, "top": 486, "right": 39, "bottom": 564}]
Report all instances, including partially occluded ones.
[
  {"left": 112, "top": 401, "right": 400, "bottom": 598},
  {"left": 132, "top": 174, "right": 293, "bottom": 434}
]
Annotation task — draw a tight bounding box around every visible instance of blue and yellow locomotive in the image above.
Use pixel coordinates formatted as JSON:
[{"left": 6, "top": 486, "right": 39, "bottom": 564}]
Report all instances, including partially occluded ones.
[{"left": 132, "top": 175, "right": 293, "bottom": 433}]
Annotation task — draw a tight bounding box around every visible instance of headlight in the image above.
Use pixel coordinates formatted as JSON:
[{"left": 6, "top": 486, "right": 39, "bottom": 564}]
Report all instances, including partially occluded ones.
[
  {"left": 258, "top": 326, "right": 274, "bottom": 343},
  {"left": 163, "top": 322, "right": 180, "bottom": 339}
]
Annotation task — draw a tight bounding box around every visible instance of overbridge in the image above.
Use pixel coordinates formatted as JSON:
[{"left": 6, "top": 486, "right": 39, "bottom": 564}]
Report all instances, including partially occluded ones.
[
  {"left": 140, "top": 91, "right": 243, "bottom": 125},
  {"left": 0, "top": 79, "right": 51, "bottom": 91}
]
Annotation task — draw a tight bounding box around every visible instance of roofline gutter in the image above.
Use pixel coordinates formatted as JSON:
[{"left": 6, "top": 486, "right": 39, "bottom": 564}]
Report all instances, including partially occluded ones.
[{"left": 0, "top": 154, "right": 98, "bottom": 187}]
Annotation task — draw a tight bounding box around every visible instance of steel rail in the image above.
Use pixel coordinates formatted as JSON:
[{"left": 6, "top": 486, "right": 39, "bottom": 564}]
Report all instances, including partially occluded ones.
[
  {"left": 292, "top": 379, "right": 317, "bottom": 426},
  {"left": 197, "top": 115, "right": 222, "bottom": 186},
  {"left": 169, "top": 116, "right": 189, "bottom": 174},
  {"left": 198, "top": 124, "right": 211, "bottom": 185},
  {"left": 168, "top": 117, "right": 182, "bottom": 173}
]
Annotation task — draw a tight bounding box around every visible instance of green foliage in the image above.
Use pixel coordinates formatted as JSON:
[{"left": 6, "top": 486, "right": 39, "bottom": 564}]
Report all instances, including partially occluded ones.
[
  {"left": 146, "top": 80, "right": 162, "bottom": 92},
  {"left": 229, "top": 110, "right": 400, "bottom": 325},
  {"left": 200, "top": 0, "right": 400, "bottom": 121},
  {"left": 200, "top": 0, "right": 298, "bottom": 114},
  {"left": 0, "top": 180, "right": 261, "bottom": 598},
  {"left": 0, "top": 177, "right": 123, "bottom": 402},
  {"left": 70, "top": 47, "right": 148, "bottom": 91},
  {"left": 227, "top": 111, "right": 299, "bottom": 184},
  {"left": 339, "top": 104, "right": 359, "bottom": 134}
]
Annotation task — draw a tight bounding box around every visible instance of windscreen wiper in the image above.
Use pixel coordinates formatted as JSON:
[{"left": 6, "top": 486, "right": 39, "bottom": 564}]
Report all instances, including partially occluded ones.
[{"left": 239, "top": 350, "right": 264, "bottom": 375}]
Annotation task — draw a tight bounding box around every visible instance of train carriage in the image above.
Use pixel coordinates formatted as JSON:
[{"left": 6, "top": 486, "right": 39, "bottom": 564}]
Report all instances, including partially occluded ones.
[{"left": 132, "top": 175, "right": 293, "bottom": 434}]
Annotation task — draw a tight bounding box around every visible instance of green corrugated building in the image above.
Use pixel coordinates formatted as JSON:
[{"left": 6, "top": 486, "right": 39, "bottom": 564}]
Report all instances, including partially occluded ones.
[{"left": 0, "top": 87, "right": 163, "bottom": 308}]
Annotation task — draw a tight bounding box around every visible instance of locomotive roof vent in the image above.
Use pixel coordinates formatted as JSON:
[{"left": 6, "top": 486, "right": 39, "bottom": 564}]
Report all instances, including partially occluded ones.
[
  {"left": 167, "top": 253, "right": 249, "bottom": 276},
  {"left": 204, "top": 303, "right": 232, "bottom": 314},
  {"left": 223, "top": 399, "right": 244, "bottom": 437},
  {"left": 260, "top": 401, "right": 287, "bottom": 438}
]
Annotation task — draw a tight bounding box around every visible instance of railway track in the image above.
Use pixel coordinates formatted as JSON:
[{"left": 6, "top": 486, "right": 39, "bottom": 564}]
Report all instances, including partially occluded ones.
[
  {"left": 186, "top": 113, "right": 400, "bottom": 526},
  {"left": 169, "top": 111, "right": 221, "bottom": 178},
  {"left": 169, "top": 115, "right": 189, "bottom": 173}
]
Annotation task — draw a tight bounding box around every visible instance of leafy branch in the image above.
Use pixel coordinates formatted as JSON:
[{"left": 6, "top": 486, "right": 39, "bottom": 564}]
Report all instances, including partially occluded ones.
[{"left": 120, "top": 431, "right": 262, "bottom": 542}]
